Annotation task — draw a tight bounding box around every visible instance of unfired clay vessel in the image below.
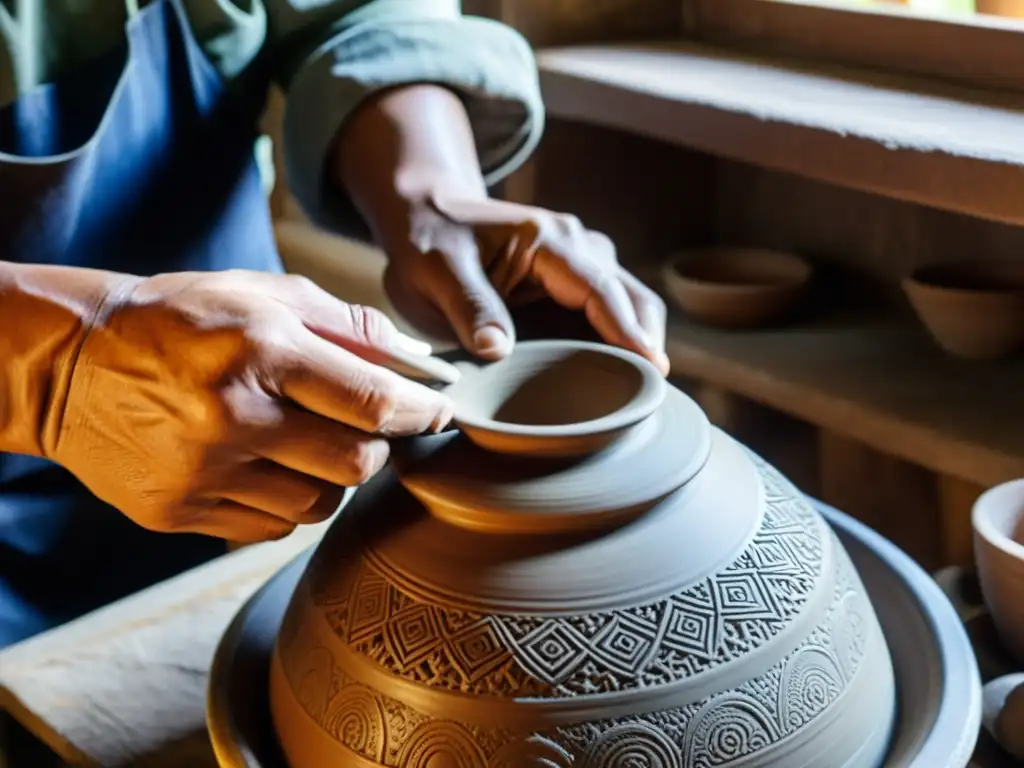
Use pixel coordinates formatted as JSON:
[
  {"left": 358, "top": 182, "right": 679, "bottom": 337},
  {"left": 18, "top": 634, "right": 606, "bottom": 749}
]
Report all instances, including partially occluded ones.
[
  {"left": 269, "top": 340, "right": 898, "bottom": 767},
  {"left": 662, "top": 247, "right": 812, "bottom": 329},
  {"left": 903, "top": 260, "right": 1024, "bottom": 361}
]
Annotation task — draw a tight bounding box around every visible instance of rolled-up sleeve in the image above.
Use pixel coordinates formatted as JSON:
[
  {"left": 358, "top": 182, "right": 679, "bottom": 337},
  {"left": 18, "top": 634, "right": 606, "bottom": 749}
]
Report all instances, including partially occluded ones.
[{"left": 276, "top": 0, "right": 544, "bottom": 234}]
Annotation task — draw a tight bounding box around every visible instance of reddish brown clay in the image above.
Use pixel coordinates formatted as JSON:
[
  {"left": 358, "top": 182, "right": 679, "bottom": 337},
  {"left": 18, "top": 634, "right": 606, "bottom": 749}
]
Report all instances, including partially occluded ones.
[
  {"left": 662, "top": 247, "right": 812, "bottom": 329},
  {"left": 903, "top": 260, "right": 1024, "bottom": 361}
]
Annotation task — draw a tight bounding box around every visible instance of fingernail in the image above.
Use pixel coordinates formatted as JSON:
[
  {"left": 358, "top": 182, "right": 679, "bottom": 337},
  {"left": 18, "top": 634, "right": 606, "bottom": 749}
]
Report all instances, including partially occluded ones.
[
  {"left": 394, "top": 332, "right": 433, "bottom": 357},
  {"left": 656, "top": 351, "right": 671, "bottom": 375},
  {"left": 368, "top": 440, "right": 391, "bottom": 474},
  {"left": 430, "top": 399, "right": 456, "bottom": 434},
  {"left": 472, "top": 326, "right": 513, "bottom": 358}
]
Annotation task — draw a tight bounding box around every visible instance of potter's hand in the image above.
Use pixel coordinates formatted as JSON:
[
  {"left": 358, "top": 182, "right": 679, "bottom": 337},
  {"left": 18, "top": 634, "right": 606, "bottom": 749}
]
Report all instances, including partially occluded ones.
[
  {"left": 45, "top": 270, "right": 453, "bottom": 543},
  {"left": 331, "top": 84, "right": 669, "bottom": 374},
  {"left": 385, "top": 196, "right": 670, "bottom": 374}
]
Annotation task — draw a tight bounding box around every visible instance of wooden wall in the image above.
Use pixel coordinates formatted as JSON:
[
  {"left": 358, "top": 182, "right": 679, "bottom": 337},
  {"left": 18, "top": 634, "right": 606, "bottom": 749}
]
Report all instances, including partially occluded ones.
[{"left": 514, "top": 115, "right": 1024, "bottom": 571}]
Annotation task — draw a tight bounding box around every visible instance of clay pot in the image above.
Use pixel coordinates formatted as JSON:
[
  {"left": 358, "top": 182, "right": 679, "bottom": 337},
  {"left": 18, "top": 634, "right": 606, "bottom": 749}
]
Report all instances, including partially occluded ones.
[
  {"left": 903, "top": 260, "right": 1024, "bottom": 361},
  {"left": 446, "top": 340, "right": 666, "bottom": 458},
  {"left": 975, "top": 0, "right": 1024, "bottom": 18},
  {"left": 267, "top": 339, "right": 899, "bottom": 767},
  {"left": 973, "top": 478, "right": 1024, "bottom": 664},
  {"left": 662, "top": 247, "right": 812, "bottom": 329}
]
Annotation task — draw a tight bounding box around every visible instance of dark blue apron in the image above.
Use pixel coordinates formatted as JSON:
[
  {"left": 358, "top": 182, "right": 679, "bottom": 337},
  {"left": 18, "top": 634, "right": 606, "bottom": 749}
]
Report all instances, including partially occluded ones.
[{"left": 0, "top": 0, "right": 282, "bottom": 647}]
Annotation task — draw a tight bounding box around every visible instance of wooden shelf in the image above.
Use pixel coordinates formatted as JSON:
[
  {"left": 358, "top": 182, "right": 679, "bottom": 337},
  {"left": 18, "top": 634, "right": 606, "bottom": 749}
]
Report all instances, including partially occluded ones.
[
  {"left": 652, "top": 292, "right": 1024, "bottom": 489},
  {"left": 536, "top": 41, "right": 1024, "bottom": 226}
]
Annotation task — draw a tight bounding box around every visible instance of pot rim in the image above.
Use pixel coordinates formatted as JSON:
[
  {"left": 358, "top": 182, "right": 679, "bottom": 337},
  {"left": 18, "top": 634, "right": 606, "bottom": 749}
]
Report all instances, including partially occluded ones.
[
  {"left": 973, "top": 478, "right": 1024, "bottom": 562},
  {"left": 451, "top": 340, "right": 666, "bottom": 439}
]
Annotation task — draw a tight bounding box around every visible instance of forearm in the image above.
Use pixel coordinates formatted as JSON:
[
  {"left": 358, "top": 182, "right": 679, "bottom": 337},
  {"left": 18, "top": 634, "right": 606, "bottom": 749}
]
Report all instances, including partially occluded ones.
[
  {"left": 0, "top": 261, "right": 135, "bottom": 457},
  {"left": 332, "top": 84, "right": 488, "bottom": 252}
]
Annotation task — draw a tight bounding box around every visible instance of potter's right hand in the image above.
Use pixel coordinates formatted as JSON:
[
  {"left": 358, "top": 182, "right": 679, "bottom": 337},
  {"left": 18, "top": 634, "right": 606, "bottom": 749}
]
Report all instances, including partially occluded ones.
[{"left": 39, "top": 269, "right": 453, "bottom": 543}]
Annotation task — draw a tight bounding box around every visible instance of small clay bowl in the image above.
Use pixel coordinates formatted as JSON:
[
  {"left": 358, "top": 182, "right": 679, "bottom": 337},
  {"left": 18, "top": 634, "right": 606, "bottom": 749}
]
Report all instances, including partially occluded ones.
[
  {"left": 662, "top": 247, "right": 812, "bottom": 329},
  {"left": 973, "top": 478, "right": 1024, "bottom": 664},
  {"left": 446, "top": 340, "right": 665, "bottom": 457},
  {"left": 903, "top": 260, "right": 1024, "bottom": 361}
]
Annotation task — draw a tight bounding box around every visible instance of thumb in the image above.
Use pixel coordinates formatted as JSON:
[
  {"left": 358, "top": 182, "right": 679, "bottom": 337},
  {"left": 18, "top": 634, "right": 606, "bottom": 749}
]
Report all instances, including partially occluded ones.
[{"left": 421, "top": 236, "right": 517, "bottom": 360}]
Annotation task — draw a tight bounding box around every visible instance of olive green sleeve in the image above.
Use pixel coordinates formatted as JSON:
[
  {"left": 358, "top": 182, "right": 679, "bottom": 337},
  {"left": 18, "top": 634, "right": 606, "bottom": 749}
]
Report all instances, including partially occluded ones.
[{"left": 263, "top": 0, "right": 545, "bottom": 233}]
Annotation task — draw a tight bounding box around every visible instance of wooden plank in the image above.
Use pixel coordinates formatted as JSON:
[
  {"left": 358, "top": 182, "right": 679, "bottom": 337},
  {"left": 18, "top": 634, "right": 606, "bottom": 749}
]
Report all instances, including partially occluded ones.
[
  {"left": 522, "top": 119, "right": 717, "bottom": 269},
  {"left": 537, "top": 42, "right": 1024, "bottom": 227},
  {"left": 463, "top": 0, "right": 684, "bottom": 48},
  {"left": 684, "top": 0, "right": 1024, "bottom": 94},
  {"left": 819, "top": 430, "right": 942, "bottom": 570},
  {"left": 938, "top": 475, "right": 986, "bottom": 569},
  {"left": 0, "top": 515, "right": 337, "bottom": 767},
  {"left": 651, "top": 296, "right": 1024, "bottom": 490}
]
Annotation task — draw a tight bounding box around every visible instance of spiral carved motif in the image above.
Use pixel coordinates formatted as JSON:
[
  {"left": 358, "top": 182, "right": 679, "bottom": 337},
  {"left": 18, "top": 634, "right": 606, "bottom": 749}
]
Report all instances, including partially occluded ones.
[
  {"left": 779, "top": 647, "right": 843, "bottom": 729},
  {"left": 396, "top": 722, "right": 488, "bottom": 767},
  {"left": 489, "top": 736, "right": 574, "bottom": 768},
  {"left": 682, "top": 694, "right": 779, "bottom": 767},
  {"left": 323, "top": 685, "right": 387, "bottom": 761},
  {"left": 580, "top": 722, "right": 683, "bottom": 768}
]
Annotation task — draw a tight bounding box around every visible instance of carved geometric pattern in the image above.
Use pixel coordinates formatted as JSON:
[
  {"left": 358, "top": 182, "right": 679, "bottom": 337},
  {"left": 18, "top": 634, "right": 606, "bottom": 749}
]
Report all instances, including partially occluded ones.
[
  {"left": 279, "top": 527, "right": 879, "bottom": 767},
  {"left": 311, "top": 458, "right": 826, "bottom": 698}
]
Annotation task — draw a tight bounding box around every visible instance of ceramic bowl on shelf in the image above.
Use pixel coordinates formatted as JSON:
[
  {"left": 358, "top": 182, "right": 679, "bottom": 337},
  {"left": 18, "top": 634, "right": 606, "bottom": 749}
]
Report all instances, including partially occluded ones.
[
  {"left": 973, "top": 478, "right": 1024, "bottom": 664},
  {"left": 903, "top": 260, "right": 1024, "bottom": 361},
  {"left": 661, "top": 246, "right": 813, "bottom": 329},
  {"left": 251, "top": 338, "right": 911, "bottom": 767}
]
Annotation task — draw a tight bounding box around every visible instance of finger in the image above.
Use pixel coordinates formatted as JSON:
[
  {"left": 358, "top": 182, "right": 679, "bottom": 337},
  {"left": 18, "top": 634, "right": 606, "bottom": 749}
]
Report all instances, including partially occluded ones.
[
  {"left": 207, "top": 459, "right": 343, "bottom": 524},
  {"left": 531, "top": 247, "right": 656, "bottom": 360},
  {"left": 271, "top": 325, "right": 454, "bottom": 436},
  {"left": 417, "top": 228, "right": 517, "bottom": 360},
  {"left": 253, "top": 404, "right": 392, "bottom": 486},
  {"left": 182, "top": 501, "right": 297, "bottom": 544},
  {"left": 273, "top": 275, "right": 434, "bottom": 366},
  {"left": 380, "top": 263, "right": 459, "bottom": 341},
  {"left": 619, "top": 269, "right": 670, "bottom": 374}
]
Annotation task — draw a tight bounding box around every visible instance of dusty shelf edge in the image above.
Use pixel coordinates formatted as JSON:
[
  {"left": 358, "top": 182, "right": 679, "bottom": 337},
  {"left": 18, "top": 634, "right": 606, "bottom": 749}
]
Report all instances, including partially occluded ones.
[
  {"left": 536, "top": 42, "right": 1024, "bottom": 227},
  {"left": 661, "top": 314, "right": 1024, "bottom": 490}
]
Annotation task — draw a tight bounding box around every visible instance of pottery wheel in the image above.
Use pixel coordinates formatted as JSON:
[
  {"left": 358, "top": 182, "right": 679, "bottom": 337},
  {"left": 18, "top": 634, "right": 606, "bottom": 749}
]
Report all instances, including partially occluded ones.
[
  {"left": 207, "top": 502, "right": 982, "bottom": 768},
  {"left": 393, "top": 385, "right": 712, "bottom": 534}
]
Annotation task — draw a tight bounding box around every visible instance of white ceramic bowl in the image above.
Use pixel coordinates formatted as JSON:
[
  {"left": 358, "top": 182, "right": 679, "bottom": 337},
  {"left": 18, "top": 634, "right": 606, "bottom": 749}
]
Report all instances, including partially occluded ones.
[{"left": 973, "top": 478, "right": 1024, "bottom": 664}]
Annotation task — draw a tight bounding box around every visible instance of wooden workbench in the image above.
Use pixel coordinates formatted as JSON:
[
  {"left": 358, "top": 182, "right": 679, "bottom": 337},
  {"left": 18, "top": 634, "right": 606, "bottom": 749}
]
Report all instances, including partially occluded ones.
[
  {"left": 0, "top": 511, "right": 1017, "bottom": 767},
  {"left": 0, "top": 518, "right": 331, "bottom": 768}
]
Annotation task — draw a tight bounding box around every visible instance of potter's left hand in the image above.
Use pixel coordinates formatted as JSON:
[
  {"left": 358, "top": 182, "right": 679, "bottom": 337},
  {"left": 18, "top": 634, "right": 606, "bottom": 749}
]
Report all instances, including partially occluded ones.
[{"left": 385, "top": 195, "right": 670, "bottom": 375}]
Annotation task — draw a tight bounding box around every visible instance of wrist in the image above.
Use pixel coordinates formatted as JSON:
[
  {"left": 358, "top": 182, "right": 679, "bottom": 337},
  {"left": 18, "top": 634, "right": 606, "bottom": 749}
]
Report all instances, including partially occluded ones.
[
  {"left": 0, "top": 262, "right": 140, "bottom": 457},
  {"left": 331, "top": 84, "right": 489, "bottom": 251}
]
